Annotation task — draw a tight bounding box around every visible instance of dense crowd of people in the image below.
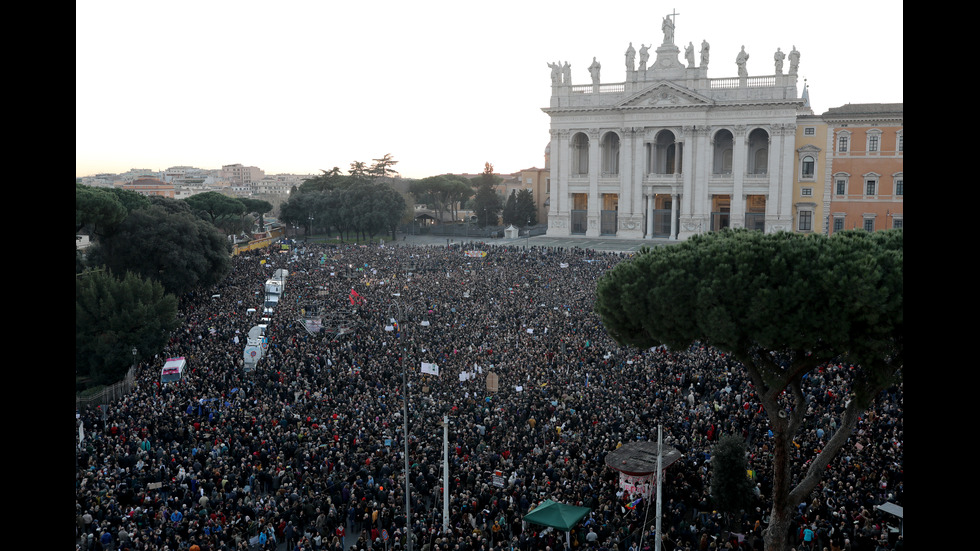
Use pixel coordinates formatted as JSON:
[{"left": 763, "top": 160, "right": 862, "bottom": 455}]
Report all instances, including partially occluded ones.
[{"left": 76, "top": 240, "right": 904, "bottom": 551}]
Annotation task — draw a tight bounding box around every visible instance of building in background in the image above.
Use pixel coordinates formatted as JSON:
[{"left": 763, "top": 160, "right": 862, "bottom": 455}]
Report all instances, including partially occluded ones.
[
  {"left": 793, "top": 87, "right": 829, "bottom": 234},
  {"left": 825, "top": 103, "right": 903, "bottom": 233},
  {"left": 120, "top": 177, "right": 174, "bottom": 198},
  {"left": 221, "top": 163, "right": 265, "bottom": 194},
  {"left": 517, "top": 164, "right": 551, "bottom": 225},
  {"left": 544, "top": 16, "right": 804, "bottom": 240}
]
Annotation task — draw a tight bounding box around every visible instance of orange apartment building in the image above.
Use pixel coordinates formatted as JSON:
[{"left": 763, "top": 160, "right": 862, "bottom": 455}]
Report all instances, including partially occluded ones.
[
  {"left": 824, "top": 104, "right": 903, "bottom": 233},
  {"left": 516, "top": 166, "right": 551, "bottom": 225},
  {"left": 120, "top": 177, "right": 175, "bottom": 199}
]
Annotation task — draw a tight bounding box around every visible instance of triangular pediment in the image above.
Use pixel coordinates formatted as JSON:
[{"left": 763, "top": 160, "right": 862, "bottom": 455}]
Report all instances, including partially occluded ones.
[{"left": 619, "top": 82, "right": 713, "bottom": 108}]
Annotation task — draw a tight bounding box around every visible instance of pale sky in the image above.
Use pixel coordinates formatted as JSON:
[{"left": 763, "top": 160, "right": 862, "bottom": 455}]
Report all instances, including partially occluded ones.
[{"left": 76, "top": 1, "right": 902, "bottom": 180}]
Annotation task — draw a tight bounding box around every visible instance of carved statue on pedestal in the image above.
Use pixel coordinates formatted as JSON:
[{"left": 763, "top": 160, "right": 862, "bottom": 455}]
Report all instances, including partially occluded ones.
[
  {"left": 774, "top": 48, "right": 785, "bottom": 75},
  {"left": 736, "top": 46, "right": 749, "bottom": 77},
  {"left": 789, "top": 46, "right": 800, "bottom": 75}
]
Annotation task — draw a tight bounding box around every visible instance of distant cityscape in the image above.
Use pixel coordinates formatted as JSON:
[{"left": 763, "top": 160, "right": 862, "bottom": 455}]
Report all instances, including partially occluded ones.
[{"left": 76, "top": 162, "right": 553, "bottom": 226}]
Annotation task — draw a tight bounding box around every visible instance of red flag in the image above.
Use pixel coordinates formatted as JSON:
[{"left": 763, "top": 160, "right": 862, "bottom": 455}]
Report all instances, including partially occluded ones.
[{"left": 349, "top": 289, "right": 364, "bottom": 305}]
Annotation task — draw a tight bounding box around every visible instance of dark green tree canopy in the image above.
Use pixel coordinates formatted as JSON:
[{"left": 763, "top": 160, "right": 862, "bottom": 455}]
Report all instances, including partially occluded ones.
[
  {"left": 368, "top": 153, "right": 399, "bottom": 179},
  {"left": 596, "top": 229, "right": 903, "bottom": 403},
  {"left": 280, "top": 180, "right": 405, "bottom": 241},
  {"left": 90, "top": 204, "right": 232, "bottom": 295},
  {"left": 105, "top": 187, "right": 152, "bottom": 213},
  {"left": 182, "top": 191, "right": 246, "bottom": 225},
  {"left": 149, "top": 194, "right": 193, "bottom": 215},
  {"left": 76, "top": 183, "right": 128, "bottom": 237},
  {"left": 240, "top": 198, "right": 273, "bottom": 217},
  {"left": 76, "top": 269, "right": 179, "bottom": 385},
  {"left": 300, "top": 170, "right": 352, "bottom": 193},
  {"left": 409, "top": 175, "right": 474, "bottom": 224},
  {"left": 710, "top": 435, "right": 757, "bottom": 518},
  {"left": 595, "top": 229, "right": 902, "bottom": 551},
  {"left": 501, "top": 190, "right": 518, "bottom": 226},
  {"left": 515, "top": 188, "right": 537, "bottom": 226},
  {"left": 471, "top": 163, "right": 502, "bottom": 227}
]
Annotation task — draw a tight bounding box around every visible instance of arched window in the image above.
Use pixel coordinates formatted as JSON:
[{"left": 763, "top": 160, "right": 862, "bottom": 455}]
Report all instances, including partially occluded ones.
[
  {"left": 747, "top": 128, "right": 769, "bottom": 175},
  {"left": 801, "top": 156, "right": 814, "bottom": 178},
  {"left": 650, "top": 130, "right": 679, "bottom": 174},
  {"left": 572, "top": 133, "right": 589, "bottom": 175},
  {"left": 754, "top": 149, "right": 768, "bottom": 174},
  {"left": 601, "top": 132, "right": 620, "bottom": 175},
  {"left": 712, "top": 130, "right": 734, "bottom": 174}
]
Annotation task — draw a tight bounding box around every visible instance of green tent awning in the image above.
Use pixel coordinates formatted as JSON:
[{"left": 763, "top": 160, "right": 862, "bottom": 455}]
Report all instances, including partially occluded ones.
[{"left": 523, "top": 500, "right": 591, "bottom": 532}]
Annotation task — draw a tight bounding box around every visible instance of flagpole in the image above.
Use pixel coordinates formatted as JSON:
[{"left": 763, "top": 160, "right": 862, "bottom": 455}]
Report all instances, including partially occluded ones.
[{"left": 655, "top": 425, "right": 663, "bottom": 551}]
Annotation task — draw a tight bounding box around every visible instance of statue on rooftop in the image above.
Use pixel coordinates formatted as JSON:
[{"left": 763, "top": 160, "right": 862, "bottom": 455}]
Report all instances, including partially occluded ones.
[
  {"left": 736, "top": 45, "right": 749, "bottom": 77},
  {"left": 547, "top": 61, "right": 561, "bottom": 85},
  {"left": 589, "top": 57, "right": 601, "bottom": 85},
  {"left": 662, "top": 15, "right": 675, "bottom": 45},
  {"left": 789, "top": 46, "right": 800, "bottom": 75},
  {"left": 701, "top": 40, "right": 710, "bottom": 68},
  {"left": 639, "top": 44, "right": 650, "bottom": 71},
  {"left": 626, "top": 43, "right": 636, "bottom": 71},
  {"left": 685, "top": 42, "right": 695, "bottom": 68},
  {"left": 774, "top": 48, "right": 785, "bottom": 75}
]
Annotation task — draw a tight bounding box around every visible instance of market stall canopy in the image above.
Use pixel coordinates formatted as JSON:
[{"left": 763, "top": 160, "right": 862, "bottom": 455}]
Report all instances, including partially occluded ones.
[{"left": 523, "top": 500, "right": 591, "bottom": 531}]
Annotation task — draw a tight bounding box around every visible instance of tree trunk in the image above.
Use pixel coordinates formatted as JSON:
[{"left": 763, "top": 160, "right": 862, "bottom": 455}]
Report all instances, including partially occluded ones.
[
  {"left": 763, "top": 421, "right": 795, "bottom": 551},
  {"left": 763, "top": 503, "right": 795, "bottom": 551}
]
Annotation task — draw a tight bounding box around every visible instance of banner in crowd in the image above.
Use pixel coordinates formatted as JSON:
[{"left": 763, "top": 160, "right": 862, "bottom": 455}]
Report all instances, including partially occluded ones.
[
  {"left": 464, "top": 250, "right": 487, "bottom": 258},
  {"left": 301, "top": 318, "right": 323, "bottom": 334},
  {"left": 421, "top": 362, "right": 440, "bottom": 376},
  {"left": 619, "top": 472, "right": 655, "bottom": 499}
]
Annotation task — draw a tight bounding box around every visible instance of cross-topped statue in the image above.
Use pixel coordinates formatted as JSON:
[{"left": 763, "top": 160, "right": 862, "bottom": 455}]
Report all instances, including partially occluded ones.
[{"left": 662, "top": 9, "right": 678, "bottom": 45}]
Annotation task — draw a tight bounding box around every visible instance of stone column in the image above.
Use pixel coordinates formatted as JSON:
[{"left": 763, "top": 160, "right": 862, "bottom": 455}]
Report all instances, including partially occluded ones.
[
  {"left": 618, "top": 128, "right": 642, "bottom": 238},
  {"left": 674, "top": 140, "right": 683, "bottom": 175},
  {"left": 636, "top": 131, "right": 648, "bottom": 187},
  {"left": 619, "top": 128, "right": 633, "bottom": 223},
  {"left": 646, "top": 192, "right": 654, "bottom": 238},
  {"left": 769, "top": 123, "right": 795, "bottom": 233},
  {"left": 549, "top": 129, "right": 571, "bottom": 236},
  {"left": 671, "top": 193, "right": 679, "bottom": 240},
  {"left": 587, "top": 128, "right": 601, "bottom": 237},
  {"left": 679, "top": 125, "right": 710, "bottom": 238},
  {"left": 731, "top": 125, "right": 748, "bottom": 228}
]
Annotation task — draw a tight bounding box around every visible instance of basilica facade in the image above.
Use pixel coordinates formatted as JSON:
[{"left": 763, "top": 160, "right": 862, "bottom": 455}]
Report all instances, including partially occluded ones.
[{"left": 543, "top": 18, "right": 806, "bottom": 239}]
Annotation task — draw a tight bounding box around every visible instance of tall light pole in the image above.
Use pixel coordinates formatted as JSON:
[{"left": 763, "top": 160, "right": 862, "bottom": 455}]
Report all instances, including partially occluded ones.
[{"left": 655, "top": 425, "right": 664, "bottom": 551}]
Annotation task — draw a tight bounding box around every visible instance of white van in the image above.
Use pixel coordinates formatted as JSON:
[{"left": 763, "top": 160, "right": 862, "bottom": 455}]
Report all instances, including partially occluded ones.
[{"left": 160, "top": 357, "right": 186, "bottom": 383}]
